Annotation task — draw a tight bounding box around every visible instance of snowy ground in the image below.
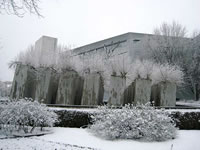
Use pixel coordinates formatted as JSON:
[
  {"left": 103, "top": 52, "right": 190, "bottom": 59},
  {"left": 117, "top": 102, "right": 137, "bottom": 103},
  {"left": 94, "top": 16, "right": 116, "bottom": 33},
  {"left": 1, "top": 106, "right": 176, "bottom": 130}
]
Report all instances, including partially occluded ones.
[
  {"left": 0, "top": 127, "right": 200, "bottom": 150},
  {"left": 176, "top": 100, "right": 200, "bottom": 107}
]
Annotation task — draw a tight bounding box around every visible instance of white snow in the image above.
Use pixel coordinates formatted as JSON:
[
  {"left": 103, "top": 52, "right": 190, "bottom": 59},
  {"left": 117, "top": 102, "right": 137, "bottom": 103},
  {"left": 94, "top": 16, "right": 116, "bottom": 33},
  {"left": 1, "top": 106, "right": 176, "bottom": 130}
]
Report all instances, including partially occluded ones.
[
  {"left": 167, "top": 109, "right": 200, "bottom": 113},
  {"left": 177, "top": 100, "right": 200, "bottom": 107},
  {"left": 48, "top": 107, "right": 97, "bottom": 112},
  {"left": 1, "top": 127, "right": 200, "bottom": 150},
  {"left": 49, "top": 107, "right": 200, "bottom": 115}
]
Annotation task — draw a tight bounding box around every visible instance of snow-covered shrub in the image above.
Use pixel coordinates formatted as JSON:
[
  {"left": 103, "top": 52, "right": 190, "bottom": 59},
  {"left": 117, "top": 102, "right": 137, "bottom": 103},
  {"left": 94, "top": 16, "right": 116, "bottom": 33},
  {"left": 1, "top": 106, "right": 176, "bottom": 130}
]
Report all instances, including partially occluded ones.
[
  {"left": 0, "top": 98, "right": 58, "bottom": 133},
  {"left": 152, "top": 63, "right": 184, "bottom": 85},
  {"left": 89, "top": 104, "right": 177, "bottom": 141}
]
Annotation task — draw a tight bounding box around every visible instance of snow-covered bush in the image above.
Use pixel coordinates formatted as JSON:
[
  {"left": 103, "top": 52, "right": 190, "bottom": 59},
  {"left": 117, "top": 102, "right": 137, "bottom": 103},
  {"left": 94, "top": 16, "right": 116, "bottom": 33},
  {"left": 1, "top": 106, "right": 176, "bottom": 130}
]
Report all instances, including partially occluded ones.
[
  {"left": 89, "top": 104, "right": 177, "bottom": 141},
  {"left": 152, "top": 63, "right": 184, "bottom": 85},
  {"left": 0, "top": 98, "right": 58, "bottom": 133}
]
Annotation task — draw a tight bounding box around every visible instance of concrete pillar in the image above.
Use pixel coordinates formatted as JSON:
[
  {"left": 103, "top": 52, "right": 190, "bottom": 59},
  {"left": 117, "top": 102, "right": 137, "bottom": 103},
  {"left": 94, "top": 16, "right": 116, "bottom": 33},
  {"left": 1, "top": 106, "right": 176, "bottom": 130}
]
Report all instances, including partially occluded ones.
[
  {"left": 10, "top": 64, "right": 36, "bottom": 99},
  {"left": 35, "top": 67, "right": 59, "bottom": 104},
  {"left": 123, "top": 82, "right": 134, "bottom": 105},
  {"left": 56, "top": 70, "right": 84, "bottom": 105},
  {"left": 81, "top": 73, "right": 104, "bottom": 105},
  {"left": 108, "top": 75, "right": 126, "bottom": 106},
  {"left": 151, "top": 82, "right": 176, "bottom": 107},
  {"left": 35, "top": 36, "right": 57, "bottom": 67},
  {"left": 133, "top": 78, "right": 151, "bottom": 105}
]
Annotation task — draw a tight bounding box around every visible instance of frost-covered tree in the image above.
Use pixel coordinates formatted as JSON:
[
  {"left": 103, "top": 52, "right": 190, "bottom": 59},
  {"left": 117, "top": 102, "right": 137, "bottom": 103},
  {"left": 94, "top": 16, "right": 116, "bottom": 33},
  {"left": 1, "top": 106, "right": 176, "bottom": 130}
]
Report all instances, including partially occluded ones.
[
  {"left": 56, "top": 45, "right": 82, "bottom": 73},
  {"left": 139, "top": 21, "right": 200, "bottom": 100},
  {"left": 0, "top": 0, "right": 41, "bottom": 17},
  {"left": 151, "top": 63, "right": 184, "bottom": 86},
  {"left": 184, "top": 33, "right": 200, "bottom": 100},
  {"left": 10, "top": 44, "right": 74, "bottom": 71},
  {"left": 141, "top": 21, "right": 189, "bottom": 66},
  {"left": 129, "top": 60, "right": 154, "bottom": 80},
  {"left": 78, "top": 53, "right": 106, "bottom": 76},
  {"left": 89, "top": 104, "right": 177, "bottom": 141},
  {"left": 106, "top": 54, "right": 133, "bottom": 78}
]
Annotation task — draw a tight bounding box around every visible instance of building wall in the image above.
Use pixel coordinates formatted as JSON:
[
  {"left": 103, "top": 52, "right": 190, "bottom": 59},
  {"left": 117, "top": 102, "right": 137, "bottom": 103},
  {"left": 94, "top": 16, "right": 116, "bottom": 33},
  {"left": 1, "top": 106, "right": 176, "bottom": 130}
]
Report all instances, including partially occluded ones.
[{"left": 73, "top": 32, "right": 151, "bottom": 60}]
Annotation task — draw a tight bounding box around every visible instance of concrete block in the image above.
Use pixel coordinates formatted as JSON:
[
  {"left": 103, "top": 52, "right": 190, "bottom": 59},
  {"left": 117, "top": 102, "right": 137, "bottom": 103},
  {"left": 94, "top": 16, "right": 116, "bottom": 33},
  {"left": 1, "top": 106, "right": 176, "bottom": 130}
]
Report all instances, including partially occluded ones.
[
  {"left": 81, "top": 73, "right": 104, "bottom": 105},
  {"left": 133, "top": 79, "right": 151, "bottom": 105},
  {"left": 10, "top": 64, "right": 36, "bottom": 99},
  {"left": 108, "top": 76, "right": 126, "bottom": 106},
  {"left": 35, "top": 67, "right": 59, "bottom": 104},
  {"left": 35, "top": 36, "right": 57, "bottom": 66},
  {"left": 56, "top": 70, "right": 84, "bottom": 105},
  {"left": 35, "top": 36, "right": 57, "bottom": 53},
  {"left": 123, "top": 82, "right": 134, "bottom": 105},
  {"left": 151, "top": 82, "right": 176, "bottom": 107}
]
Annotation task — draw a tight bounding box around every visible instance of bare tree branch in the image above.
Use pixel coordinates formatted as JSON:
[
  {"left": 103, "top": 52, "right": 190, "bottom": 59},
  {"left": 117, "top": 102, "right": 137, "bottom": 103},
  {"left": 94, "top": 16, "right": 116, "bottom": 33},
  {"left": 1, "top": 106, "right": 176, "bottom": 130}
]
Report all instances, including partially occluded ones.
[{"left": 0, "top": 0, "right": 42, "bottom": 17}]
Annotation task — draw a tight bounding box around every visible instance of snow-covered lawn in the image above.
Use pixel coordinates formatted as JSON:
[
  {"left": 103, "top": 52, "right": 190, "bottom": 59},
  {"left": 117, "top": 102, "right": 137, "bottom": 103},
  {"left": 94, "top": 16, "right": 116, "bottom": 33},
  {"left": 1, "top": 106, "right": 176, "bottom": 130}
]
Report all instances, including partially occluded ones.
[
  {"left": 177, "top": 100, "right": 200, "bottom": 107},
  {"left": 0, "top": 127, "right": 200, "bottom": 150}
]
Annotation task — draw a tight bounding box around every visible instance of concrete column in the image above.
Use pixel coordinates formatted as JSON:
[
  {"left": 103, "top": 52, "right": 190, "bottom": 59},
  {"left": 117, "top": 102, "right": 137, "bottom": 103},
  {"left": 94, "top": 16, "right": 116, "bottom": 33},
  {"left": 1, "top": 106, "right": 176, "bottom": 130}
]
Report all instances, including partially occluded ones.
[
  {"left": 35, "top": 36, "right": 57, "bottom": 67},
  {"left": 35, "top": 67, "right": 59, "bottom": 104},
  {"left": 56, "top": 70, "right": 84, "bottom": 105},
  {"left": 10, "top": 64, "right": 36, "bottom": 99},
  {"left": 133, "top": 78, "right": 151, "bottom": 105},
  {"left": 108, "top": 75, "right": 126, "bottom": 106},
  {"left": 151, "top": 82, "right": 176, "bottom": 107},
  {"left": 81, "top": 73, "right": 104, "bottom": 105},
  {"left": 123, "top": 82, "right": 134, "bottom": 105}
]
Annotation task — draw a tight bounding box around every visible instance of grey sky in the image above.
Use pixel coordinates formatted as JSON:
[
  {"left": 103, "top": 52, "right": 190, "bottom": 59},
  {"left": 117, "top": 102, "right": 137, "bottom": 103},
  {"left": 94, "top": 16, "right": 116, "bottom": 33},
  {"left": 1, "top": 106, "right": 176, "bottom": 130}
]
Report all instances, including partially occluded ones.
[{"left": 0, "top": 0, "right": 200, "bottom": 81}]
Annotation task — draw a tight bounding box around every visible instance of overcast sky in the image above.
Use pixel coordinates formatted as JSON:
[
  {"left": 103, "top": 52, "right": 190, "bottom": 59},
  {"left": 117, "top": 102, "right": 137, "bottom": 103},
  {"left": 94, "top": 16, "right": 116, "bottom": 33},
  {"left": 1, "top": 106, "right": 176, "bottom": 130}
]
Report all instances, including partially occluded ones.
[{"left": 0, "top": 0, "right": 200, "bottom": 81}]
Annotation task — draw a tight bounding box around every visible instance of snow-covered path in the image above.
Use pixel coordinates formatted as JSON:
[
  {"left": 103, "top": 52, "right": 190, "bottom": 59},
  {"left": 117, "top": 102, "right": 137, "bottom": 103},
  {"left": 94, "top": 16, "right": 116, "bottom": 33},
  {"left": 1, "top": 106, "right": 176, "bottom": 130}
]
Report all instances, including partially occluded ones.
[{"left": 1, "top": 127, "right": 200, "bottom": 150}]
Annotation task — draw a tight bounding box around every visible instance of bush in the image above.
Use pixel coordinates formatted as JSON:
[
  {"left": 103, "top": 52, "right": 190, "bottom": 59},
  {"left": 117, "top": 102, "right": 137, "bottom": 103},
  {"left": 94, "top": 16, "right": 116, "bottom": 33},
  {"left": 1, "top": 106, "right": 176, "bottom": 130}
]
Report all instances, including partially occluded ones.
[
  {"left": 89, "top": 104, "right": 177, "bottom": 141},
  {"left": 0, "top": 98, "right": 58, "bottom": 133}
]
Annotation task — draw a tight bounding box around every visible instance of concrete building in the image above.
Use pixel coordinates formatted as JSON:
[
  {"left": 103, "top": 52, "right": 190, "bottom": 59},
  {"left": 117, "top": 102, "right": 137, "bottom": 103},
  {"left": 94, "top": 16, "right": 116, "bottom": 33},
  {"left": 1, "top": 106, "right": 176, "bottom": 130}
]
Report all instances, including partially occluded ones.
[
  {"left": 72, "top": 32, "right": 199, "bottom": 101},
  {"left": 73, "top": 32, "right": 151, "bottom": 60},
  {"left": 35, "top": 36, "right": 58, "bottom": 67},
  {"left": 35, "top": 36, "right": 57, "bottom": 53}
]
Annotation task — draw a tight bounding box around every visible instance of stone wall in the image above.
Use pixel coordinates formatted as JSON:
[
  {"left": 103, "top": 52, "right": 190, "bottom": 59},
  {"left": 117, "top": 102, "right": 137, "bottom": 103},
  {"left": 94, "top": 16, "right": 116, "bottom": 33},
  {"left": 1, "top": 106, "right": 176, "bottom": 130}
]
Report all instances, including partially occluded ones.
[
  {"left": 108, "top": 76, "right": 126, "bottom": 106},
  {"left": 151, "top": 82, "right": 176, "bottom": 107},
  {"left": 10, "top": 64, "right": 36, "bottom": 99},
  {"left": 56, "top": 70, "right": 84, "bottom": 105},
  {"left": 81, "top": 73, "right": 104, "bottom": 105}
]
